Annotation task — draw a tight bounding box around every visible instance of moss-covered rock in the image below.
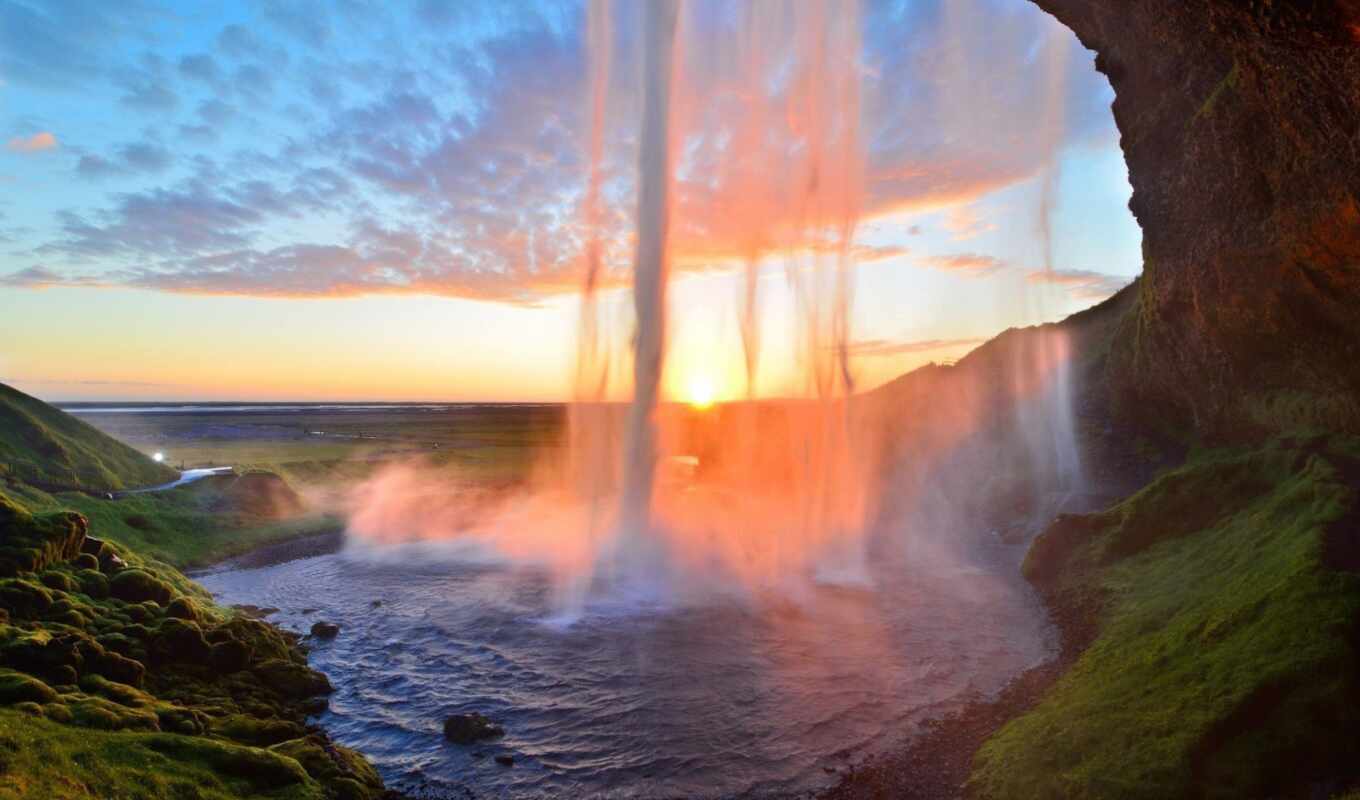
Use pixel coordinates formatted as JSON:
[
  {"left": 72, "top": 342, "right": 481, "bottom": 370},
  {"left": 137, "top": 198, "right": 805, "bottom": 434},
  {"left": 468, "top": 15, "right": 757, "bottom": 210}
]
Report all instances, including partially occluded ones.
[
  {"left": 271, "top": 735, "right": 385, "bottom": 800},
  {"left": 165, "top": 596, "right": 200, "bottom": 621},
  {"left": 144, "top": 733, "right": 312, "bottom": 791},
  {"left": 75, "top": 567, "right": 109, "bottom": 599},
  {"left": 78, "top": 673, "right": 154, "bottom": 708},
  {"left": 109, "top": 569, "right": 174, "bottom": 605},
  {"left": 0, "top": 578, "right": 54, "bottom": 618},
  {"left": 39, "top": 570, "right": 78, "bottom": 594},
  {"left": 252, "top": 659, "right": 332, "bottom": 700},
  {"left": 90, "top": 649, "right": 146, "bottom": 688},
  {"left": 0, "top": 494, "right": 87, "bottom": 577},
  {"left": 148, "top": 618, "right": 212, "bottom": 665},
  {"left": 0, "top": 456, "right": 389, "bottom": 797},
  {"left": 209, "top": 639, "right": 252, "bottom": 674},
  {"left": 0, "top": 668, "right": 58, "bottom": 704},
  {"left": 67, "top": 694, "right": 160, "bottom": 731},
  {"left": 211, "top": 713, "right": 306, "bottom": 746}
]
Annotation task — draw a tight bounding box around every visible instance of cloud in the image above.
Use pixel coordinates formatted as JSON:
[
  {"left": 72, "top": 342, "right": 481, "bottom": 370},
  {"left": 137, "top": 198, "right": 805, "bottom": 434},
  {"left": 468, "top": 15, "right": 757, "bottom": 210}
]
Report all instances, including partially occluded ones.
[
  {"left": 1027, "top": 268, "right": 1132, "bottom": 300},
  {"left": 5, "top": 0, "right": 1128, "bottom": 308},
  {"left": 918, "top": 253, "right": 1008, "bottom": 276},
  {"left": 943, "top": 205, "right": 996, "bottom": 241},
  {"left": 178, "top": 53, "right": 221, "bottom": 86},
  {"left": 76, "top": 141, "right": 173, "bottom": 178},
  {"left": 852, "top": 244, "right": 912, "bottom": 264},
  {"left": 6, "top": 132, "right": 58, "bottom": 152},
  {"left": 0, "top": 0, "right": 157, "bottom": 88},
  {"left": 847, "top": 337, "right": 988, "bottom": 358},
  {"left": 0, "top": 265, "right": 104, "bottom": 288},
  {"left": 114, "top": 53, "right": 179, "bottom": 111}
]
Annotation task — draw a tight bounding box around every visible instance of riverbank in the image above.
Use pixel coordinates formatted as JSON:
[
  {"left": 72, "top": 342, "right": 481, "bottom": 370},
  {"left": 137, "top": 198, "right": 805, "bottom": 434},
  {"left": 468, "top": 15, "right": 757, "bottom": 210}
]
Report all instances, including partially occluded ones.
[{"left": 828, "top": 436, "right": 1360, "bottom": 799}]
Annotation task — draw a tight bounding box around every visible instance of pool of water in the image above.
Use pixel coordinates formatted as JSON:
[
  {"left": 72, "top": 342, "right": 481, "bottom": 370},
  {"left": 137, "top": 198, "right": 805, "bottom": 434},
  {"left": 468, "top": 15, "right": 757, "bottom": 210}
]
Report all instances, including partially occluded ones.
[{"left": 198, "top": 533, "right": 1052, "bottom": 799}]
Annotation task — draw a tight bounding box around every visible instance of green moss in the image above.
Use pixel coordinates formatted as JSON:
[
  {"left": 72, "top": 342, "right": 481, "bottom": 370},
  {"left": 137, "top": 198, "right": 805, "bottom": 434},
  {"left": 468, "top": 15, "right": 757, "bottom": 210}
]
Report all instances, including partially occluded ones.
[
  {"left": 108, "top": 569, "right": 174, "bottom": 606},
  {"left": 78, "top": 674, "right": 154, "bottom": 708},
  {"left": 976, "top": 439, "right": 1360, "bottom": 798},
  {"left": 0, "top": 392, "right": 389, "bottom": 798},
  {"left": 210, "top": 714, "right": 306, "bottom": 747},
  {"left": 66, "top": 694, "right": 161, "bottom": 731},
  {"left": 0, "top": 669, "right": 58, "bottom": 705},
  {"left": 0, "top": 579, "right": 53, "bottom": 619},
  {"left": 0, "top": 493, "right": 87, "bottom": 577},
  {"left": 251, "top": 659, "right": 332, "bottom": 700},
  {"left": 165, "top": 596, "right": 201, "bottom": 621},
  {"left": 271, "top": 736, "right": 384, "bottom": 798},
  {"left": 0, "top": 709, "right": 326, "bottom": 799},
  {"left": 19, "top": 483, "right": 339, "bottom": 570},
  {"left": 74, "top": 568, "right": 109, "bottom": 599}
]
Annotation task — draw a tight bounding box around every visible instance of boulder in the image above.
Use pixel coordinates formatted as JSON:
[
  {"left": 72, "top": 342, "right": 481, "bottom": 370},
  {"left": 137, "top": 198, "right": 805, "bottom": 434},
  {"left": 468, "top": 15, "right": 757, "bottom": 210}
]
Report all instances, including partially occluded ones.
[
  {"left": 109, "top": 569, "right": 173, "bottom": 605},
  {"left": 92, "top": 650, "right": 146, "bottom": 688},
  {"left": 75, "top": 568, "right": 109, "bottom": 599},
  {"left": 0, "top": 578, "right": 54, "bottom": 618},
  {"left": 39, "top": 571, "right": 78, "bottom": 593},
  {"left": 148, "top": 619, "right": 212, "bottom": 665},
  {"left": 165, "top": 596, "right": 200, "bottom": 621},
  {"left": 0, "top": 669, "right": 58, "bottom": 704},
  {"left": 310, "top": 621, "right": 340, "bottom": 639},
  {"left": 209, "top": 640, "right": 252, "bottom": 674},
  {"left": 252, "top": 658, "right": 332, "bottom": 699},
  {"left": 443, "top": 712, "right": 505, "bottom": 744},
  {"left": 0, "top": 498, "right": 87, "bottom": 576}
]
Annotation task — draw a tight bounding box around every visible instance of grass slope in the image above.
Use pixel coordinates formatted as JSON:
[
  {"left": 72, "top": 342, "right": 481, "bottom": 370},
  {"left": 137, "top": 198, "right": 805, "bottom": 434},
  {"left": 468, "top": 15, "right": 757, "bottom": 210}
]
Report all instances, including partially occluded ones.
[
  {"left": 0, "top": 384, "right": 175, "bottom": 493},
  {"left": 6, "top": 476, "right": 338, "bottom": 569},
  {"left": 972, "top": 437, "right": 1360, "bottom": 798}
]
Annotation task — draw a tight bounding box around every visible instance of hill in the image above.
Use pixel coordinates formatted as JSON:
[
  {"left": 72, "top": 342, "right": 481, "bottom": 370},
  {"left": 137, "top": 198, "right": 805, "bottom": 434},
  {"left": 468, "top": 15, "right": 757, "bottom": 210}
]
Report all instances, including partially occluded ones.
[{"left": 0, "top": 383, "right": 176, "bottom": 493}]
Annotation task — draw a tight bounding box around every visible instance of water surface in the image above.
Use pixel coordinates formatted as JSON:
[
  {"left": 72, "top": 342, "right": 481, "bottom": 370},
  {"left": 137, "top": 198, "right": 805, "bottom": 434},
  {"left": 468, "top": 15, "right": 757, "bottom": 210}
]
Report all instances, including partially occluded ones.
[{"left": 199, "top": 535, "right": 1051, "bottom": 799}]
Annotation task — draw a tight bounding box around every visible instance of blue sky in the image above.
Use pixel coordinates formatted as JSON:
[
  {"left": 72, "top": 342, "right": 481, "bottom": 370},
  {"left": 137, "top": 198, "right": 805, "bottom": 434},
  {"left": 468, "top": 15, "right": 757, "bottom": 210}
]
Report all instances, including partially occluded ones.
[{"left": 0, "top": 0, "right": 1141, "bottom": 401}]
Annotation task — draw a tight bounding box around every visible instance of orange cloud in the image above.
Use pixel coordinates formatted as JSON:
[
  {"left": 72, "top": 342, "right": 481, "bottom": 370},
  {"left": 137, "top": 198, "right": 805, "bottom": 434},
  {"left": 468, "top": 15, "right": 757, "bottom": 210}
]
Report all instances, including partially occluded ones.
[
  {"left": 918, "top": 253, "right": 1007, "bottom": 276},
  {"left": 6, "top": 132, "right": 58, "bottom": 153}
]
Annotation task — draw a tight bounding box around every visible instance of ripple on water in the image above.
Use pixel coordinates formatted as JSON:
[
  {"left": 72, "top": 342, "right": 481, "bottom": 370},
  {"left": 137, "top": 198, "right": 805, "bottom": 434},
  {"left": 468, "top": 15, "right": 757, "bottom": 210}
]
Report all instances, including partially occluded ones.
[{"left": 198, "top": 541, "right": 1053, "bottom": 798}]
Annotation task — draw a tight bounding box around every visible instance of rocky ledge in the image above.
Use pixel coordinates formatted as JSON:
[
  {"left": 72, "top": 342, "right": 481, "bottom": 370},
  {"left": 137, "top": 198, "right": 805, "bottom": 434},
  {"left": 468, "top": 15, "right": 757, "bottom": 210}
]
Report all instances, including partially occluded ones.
[{"left": 0, "top": 491, "right": 395, "bottom": 799}]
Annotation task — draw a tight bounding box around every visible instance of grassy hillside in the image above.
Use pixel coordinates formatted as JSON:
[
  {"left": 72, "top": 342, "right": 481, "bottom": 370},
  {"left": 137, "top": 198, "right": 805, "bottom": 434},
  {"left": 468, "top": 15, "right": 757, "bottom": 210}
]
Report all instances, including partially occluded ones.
[
  {"left": 4, "top": 477, "right": 339, "bottom": 570},
  {"left": 972, "top": 437, "right": 1360, "bottom": 798},
  {"left": 0, "top": 384, "right": 176, "bottom": 493}
]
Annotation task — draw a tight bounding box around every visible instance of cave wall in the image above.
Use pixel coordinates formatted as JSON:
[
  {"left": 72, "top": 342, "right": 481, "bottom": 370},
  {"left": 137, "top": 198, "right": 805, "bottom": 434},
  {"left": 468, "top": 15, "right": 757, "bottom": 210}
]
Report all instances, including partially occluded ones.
[{"left": 1032, "top": 0, "right": 1360, "bottom": 438}]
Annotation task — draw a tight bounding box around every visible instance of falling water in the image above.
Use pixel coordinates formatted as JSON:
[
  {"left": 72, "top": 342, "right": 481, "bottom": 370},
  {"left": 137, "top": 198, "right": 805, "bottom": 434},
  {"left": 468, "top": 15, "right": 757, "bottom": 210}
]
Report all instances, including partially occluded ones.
[
  {"left": 346, "top": 0, "right": 1087, "bottom": 611},
  {"left": 298, "top": 6, "right": 1096, "bottom": 793},
  {"left": 618, "top": 0, "right": 680, "bottom": 541}
]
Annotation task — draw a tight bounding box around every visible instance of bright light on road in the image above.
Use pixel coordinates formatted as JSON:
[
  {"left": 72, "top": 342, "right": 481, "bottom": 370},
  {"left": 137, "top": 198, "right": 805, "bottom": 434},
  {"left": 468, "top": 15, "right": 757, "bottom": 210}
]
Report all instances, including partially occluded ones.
[{"left": 153, "top": 452, "right": 165, "bottom": 463}]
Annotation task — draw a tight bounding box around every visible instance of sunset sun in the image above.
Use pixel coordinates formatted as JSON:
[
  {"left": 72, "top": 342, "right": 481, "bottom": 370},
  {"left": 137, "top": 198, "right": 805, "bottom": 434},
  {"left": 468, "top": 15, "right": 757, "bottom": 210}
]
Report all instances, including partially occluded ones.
[{"left": 687, "top": 375, "right": 717, "bottom": 410}]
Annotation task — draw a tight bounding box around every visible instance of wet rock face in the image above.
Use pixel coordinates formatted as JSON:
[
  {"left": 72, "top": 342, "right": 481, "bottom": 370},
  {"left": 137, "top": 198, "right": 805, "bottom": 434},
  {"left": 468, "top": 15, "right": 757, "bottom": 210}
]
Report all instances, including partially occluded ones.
[{"left": 1034, "top": 0, "right": 1360, "bottom": 437}]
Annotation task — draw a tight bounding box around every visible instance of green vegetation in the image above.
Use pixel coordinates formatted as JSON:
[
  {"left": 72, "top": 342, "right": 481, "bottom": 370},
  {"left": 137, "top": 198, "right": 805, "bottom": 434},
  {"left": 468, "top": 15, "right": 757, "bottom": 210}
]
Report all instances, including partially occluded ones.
[
  {"left": 6, "top": 474, "right": 337, "bottom": 569},
  {"left": 0, "top": 384, "right": 175, "bottom": 493},
  {"left": 0, "top": 485, "right": 388, "bottom": 800},
  {"left": 972, "top": 437, "right": 1360, "bottom": 798}
]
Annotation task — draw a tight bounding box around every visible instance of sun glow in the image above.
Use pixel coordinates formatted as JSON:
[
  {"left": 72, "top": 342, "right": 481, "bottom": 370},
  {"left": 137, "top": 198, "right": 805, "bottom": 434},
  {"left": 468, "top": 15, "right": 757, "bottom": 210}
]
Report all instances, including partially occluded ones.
[{"left": 687, "top": 375, "right": 717, "bottom": 410}]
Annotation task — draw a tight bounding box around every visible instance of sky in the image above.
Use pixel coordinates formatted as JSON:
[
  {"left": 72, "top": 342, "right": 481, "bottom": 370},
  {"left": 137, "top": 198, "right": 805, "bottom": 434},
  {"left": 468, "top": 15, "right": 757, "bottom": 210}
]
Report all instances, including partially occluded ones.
[{"left": 0, "top": 0, "right": 1141, "bottom": 402}]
